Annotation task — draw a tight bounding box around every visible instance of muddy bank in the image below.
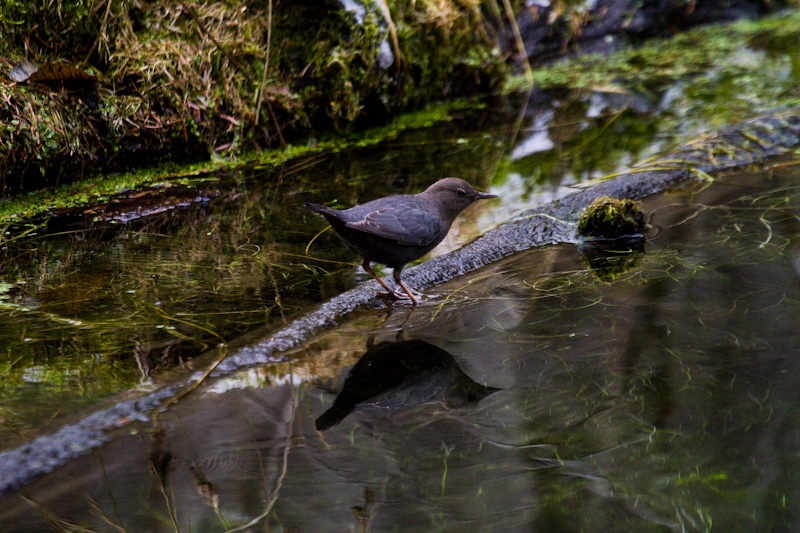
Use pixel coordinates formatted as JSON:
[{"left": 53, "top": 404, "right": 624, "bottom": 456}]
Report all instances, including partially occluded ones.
[{"left": 2, "top": 109, "right": 799, "bottom": 493}]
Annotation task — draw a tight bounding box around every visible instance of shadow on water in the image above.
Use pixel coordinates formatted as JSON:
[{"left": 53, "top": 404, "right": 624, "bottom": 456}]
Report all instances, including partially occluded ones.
[{"left": 2, "top": 161, "right": 800, "bottom": 530}]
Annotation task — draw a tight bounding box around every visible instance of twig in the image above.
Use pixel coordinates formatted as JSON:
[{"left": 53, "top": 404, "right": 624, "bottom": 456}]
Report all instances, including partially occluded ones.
[
  {"left": 377, "top": 0, "right": 403, "bottom": 70},
  {"left": 266, "top": 99, "right": 287, "bottom": 149},
  {"left": 86, "top": 0, "right": 115, "bottom": 62},
  {"left": 152, "top": 306, "right": 229, "bottom": 410},
  {"left": 225, "top": 371, "right": 297, "bottom": 532}
]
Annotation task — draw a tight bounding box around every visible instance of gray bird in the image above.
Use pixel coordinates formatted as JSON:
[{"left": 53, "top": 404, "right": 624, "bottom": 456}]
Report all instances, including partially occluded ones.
[{"left": 305, "top": 177, "right": 496, "bottom": 304}]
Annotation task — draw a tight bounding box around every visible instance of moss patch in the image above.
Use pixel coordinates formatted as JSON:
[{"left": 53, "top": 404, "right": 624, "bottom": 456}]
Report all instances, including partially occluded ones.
[
  {"left": 0, "top": 98, "right": 482, "bottom": 222},
  {"left": 577, "top": 196, "right": 645, "bottom": 240},
  {"left": 507, "top": 9, "right": 800, "bottom": 124},
  {"left": 0, "top": 0, "right": 505, "bottom": 193}
]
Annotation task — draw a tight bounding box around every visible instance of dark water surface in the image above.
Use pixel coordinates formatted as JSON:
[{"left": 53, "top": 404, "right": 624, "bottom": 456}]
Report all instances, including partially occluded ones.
[
  {"left": 0, "top": 89, "right": 685, "bottom": 451},
  {"left": 2, "top": 160, "right": 800, "bottom": 531},
  {"left": 5, "top": 11, "right": 800, "bottom": 528}
]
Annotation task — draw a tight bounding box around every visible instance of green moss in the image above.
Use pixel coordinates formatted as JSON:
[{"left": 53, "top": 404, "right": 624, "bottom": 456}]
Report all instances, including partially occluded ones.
[
  {"left": 0, "top": 0, "right": 504, "bottom": 192},
  {"left": 501, "top": 9, "right": 800, "bottom": 148},
  {"left": 0, "top": 1, "right": 99, "bottom": 60},
  {"left": 578, "top": 196, "right": 645, "bottom": 240},
  {"left": 0, "top": 98, "right": 482, "bottom": 222},
  {"left": 507, "top": 9, "right": 800, "bottom": 102}
]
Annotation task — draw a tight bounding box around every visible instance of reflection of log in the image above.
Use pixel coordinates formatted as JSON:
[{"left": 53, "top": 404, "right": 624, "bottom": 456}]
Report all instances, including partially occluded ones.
[{"left": 316, "top": 339, "right": 499, "bottom": 431}]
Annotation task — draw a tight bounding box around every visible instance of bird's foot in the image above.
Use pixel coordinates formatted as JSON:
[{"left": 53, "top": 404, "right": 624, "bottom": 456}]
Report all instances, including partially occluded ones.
[
  {"left": 374, "top": 289, "right": 416, "bottom": 300},
  {"left": 374, "top": 288, "right": 421, "bottom": 303},
  {"left": 395, "top": 287, "right": 421, "bottom": 299},
  {"left": 392, "top": 288, "right": 418, "bottom": 301}
]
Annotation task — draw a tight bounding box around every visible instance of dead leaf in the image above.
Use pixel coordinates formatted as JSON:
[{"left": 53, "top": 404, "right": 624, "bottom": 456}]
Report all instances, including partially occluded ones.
[{"left": 9, "top": 59, "right": 95, "bottom": 87}]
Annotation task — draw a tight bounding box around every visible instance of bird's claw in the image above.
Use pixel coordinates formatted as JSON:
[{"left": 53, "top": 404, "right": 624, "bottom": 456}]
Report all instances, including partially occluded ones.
[
  {"left": 395, "top": 287, "right": 421, "bottom": 299},
  {"left": 392, "top": 289, "right": 416, "bottom": 300},
  {"left": 375, "top": 289, "right": 418, "bottom": 301}
]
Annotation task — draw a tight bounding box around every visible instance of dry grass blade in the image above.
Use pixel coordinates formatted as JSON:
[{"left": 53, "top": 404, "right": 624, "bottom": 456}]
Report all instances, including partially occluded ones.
[
  {"left": 254, "top": 0, "right": 273, "bottom": 125},
  {"left": 177, "top": 0, "right": 254, "bottom": 84}
]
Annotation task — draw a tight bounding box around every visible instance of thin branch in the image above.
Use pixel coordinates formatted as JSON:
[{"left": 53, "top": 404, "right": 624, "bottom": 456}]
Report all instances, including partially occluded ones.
[
  {"left": 377, "top": 0, "right": 403, "bottom": 70},
  {"left": 500, "top": 0, "right": 533, "bottom": 83}
]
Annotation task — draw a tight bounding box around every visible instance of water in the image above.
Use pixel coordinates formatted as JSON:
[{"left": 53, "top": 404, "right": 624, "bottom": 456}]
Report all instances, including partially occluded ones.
[
  {"left": 4, "top": 13, "right": 800, "bottom": 525},
  {"left": 2, "top": 160, "right": 799, "bottom": 531},
  {"left": 0, "top": 91, "right": 682, "bottom": 450}
]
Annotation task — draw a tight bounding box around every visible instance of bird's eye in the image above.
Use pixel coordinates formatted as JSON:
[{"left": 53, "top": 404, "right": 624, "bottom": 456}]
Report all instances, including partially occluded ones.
[{"left": 457, "top": 189, "right": 466, "bottom": 196}]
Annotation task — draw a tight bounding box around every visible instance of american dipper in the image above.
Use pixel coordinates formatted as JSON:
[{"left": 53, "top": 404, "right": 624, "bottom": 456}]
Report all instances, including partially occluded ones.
[{"left": 305, "top": 177, "right": 496, "bottom": 304}]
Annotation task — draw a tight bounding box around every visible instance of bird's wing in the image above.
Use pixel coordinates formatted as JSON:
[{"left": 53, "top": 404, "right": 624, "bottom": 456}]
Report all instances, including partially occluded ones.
[{"left": 345, "top": 207, "right": 444, "bottom": 246}]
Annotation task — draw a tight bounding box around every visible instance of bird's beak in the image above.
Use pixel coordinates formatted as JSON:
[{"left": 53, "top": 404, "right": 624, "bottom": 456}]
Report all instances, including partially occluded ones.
[{"left": 477, "top": 191, "right": 497, "bottom": 200}]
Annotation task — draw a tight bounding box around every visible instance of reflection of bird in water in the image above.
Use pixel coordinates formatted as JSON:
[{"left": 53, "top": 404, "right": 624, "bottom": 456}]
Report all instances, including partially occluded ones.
[{"left": 316, "top": 338, "right": 499, "bottom": 431}]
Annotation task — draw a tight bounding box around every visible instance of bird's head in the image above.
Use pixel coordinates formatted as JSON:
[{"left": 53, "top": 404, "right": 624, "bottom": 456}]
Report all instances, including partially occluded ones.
[{"left": 422, "top": 177, "right": 497, "bottom": 218}]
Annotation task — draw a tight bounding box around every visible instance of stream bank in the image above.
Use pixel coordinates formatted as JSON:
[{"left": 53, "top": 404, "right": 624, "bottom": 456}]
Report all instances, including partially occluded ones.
[
  {"left": 2, "top": 1, "right": 794, "bottom": 196},
  {"left": 2, "top": 0, "right": 800, "bottom": 507}
]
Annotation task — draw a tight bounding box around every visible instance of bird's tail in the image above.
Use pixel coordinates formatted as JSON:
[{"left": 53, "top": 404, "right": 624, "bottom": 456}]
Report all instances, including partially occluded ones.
[{"left": 304, "top": 202, "right": 333, "bottom": 215}]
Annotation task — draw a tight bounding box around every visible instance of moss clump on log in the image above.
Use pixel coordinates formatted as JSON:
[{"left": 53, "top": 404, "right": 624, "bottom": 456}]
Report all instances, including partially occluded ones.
[
  {"left": 0, "top": 0, "right": 505, "bottom": 193},
  {"left": 577, "top": 196, "right": 646, "bottom": 240}
]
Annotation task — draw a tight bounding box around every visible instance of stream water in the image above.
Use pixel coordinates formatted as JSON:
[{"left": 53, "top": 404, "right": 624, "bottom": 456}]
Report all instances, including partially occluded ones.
[
  {"left": 3, "top": 14, "right": 800, "bottom": 529},
  {"left": 0, "top": 90, "right": 682, "bottom": 452},
  {"left": 2, "top": 157, "right": 800, "bottom": 531}
]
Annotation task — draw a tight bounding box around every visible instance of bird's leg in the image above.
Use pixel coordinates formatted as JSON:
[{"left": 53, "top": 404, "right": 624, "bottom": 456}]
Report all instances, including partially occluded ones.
[
  {"left": 361, "top": 260, "right": 419, "bottom": 305},
  {"left": 393, "top": 268, "right": 419, "bottom": 305},
  {"left": 361, "top": 259, "right": 396, "bottom": 295}
]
